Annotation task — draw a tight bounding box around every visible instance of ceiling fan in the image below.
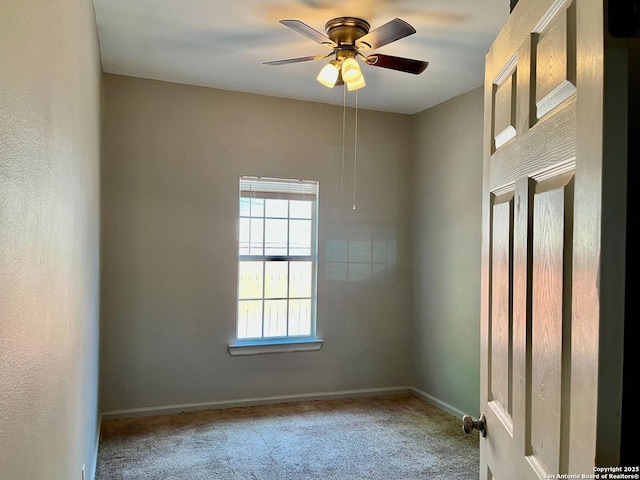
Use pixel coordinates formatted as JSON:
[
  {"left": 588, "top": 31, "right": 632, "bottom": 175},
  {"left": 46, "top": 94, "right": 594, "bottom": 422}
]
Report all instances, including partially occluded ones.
[{"left": 264, "top": 17, "right": 429, "bottom": 91}]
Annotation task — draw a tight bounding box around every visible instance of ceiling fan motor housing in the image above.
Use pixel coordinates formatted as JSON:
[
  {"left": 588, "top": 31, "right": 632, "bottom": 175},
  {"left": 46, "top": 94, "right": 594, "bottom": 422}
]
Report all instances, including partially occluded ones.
[{"left": 325, "top": 17, "right": 370, "bottom": 47}]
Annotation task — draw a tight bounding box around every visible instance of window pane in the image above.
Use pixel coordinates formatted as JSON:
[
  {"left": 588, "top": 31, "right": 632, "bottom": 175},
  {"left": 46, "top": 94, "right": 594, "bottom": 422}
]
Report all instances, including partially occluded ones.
[
  {"left": 265, "top": 262, "right": 288, "bottom": 299},
  {"left": 264, "top": 300, "right": 288, "bottom": 337},
  {"left": 238, "top": 261, "right": 263, "bottom": 299},
  {"left": 240, "top": 197, "right": 264, "bottom": 217},
  {"left": 239, "top": 218, "right": 250, "bottom": 255},
  {"left": 265, "top": 199, "right": 288, "bottom": 218},
  {"left": 249, "top": 218, "right": 264, "bottom": 255},
  {"left": 289, "top": 220, "right": 311, "bottom": 256},
  {"left": 265, "top": 219, "right": 288, "bottom": 256},
  {"left": 237, "top": 300, "right": 263, "bottom": 338},
  {"left": 289, "top": 200, "right": 312, "bottom": 219},
  {"left": 240, "top": 197, "right": 250, "bottom": 216},
  {"left": 288, "top": 299, "right": 311, "bottom": 336},
  {"left": 289, "top": 261, "right": 312, "bottom": 298}
]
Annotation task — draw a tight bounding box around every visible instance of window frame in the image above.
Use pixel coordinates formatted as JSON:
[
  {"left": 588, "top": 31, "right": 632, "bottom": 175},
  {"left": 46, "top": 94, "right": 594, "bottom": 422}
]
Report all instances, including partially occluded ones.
[{"left": 229, "top": 176, "right": 323, "bottom": 355}]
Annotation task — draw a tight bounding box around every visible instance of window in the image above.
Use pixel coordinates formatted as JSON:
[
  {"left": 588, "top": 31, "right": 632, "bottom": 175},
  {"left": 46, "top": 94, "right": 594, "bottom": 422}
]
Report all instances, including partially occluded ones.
[{"left": 232, "top": 176, "right": 321, "bottom": 354}]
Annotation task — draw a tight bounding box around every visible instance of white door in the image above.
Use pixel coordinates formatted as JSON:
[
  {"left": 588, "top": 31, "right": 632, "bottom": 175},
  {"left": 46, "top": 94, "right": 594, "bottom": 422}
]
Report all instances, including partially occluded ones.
[{"left": 469, "top": 0, "right": 626, "bottom": 477}]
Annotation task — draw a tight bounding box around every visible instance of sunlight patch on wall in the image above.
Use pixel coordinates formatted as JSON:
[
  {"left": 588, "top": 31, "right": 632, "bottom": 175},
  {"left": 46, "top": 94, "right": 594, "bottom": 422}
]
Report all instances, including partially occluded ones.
[{"left": 324, "top": 225, "right": 396, "bottom": 282}]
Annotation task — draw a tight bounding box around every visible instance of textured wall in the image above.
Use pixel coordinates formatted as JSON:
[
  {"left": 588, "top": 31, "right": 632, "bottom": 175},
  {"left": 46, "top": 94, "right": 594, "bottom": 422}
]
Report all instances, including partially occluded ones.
[
  {"left": 100, "top": 74, "right": 413, "bottom": 412},
  {"left": 0, "top": 0, "right": 102, "bottom": 479},
  {"left": 410, "top": 87, "right": 484, "bottom": 416}
]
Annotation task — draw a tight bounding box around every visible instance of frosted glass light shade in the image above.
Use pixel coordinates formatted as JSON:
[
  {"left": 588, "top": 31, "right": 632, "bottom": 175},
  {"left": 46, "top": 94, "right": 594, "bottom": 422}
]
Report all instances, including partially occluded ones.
[
  {"left": 317, "top": 61, "right": 340, "bottom": 88},
  {"left": 346, "top": 75, "right": 366, "bottom": 91},
  {"left": 341, "top": 57, "right": 362, "bottom": 83}
]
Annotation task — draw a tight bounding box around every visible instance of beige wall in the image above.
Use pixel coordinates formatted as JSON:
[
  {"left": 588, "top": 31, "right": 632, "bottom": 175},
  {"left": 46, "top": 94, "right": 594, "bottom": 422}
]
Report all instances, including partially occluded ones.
[
  {"left": 410, "top": 87, "right": 484, "bottom": 416},
  {"left": 0, "top": 0, "right": 102, "bottom": 479},
  {"left": 100, "top": 74, "right": 414, "bottom": 412}
]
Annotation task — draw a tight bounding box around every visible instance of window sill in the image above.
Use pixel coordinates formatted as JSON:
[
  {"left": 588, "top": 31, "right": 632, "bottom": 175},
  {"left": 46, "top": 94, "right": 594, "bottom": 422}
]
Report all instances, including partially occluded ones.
[{"left": 228, "top": 338, "right": 324, "bottom": 356}]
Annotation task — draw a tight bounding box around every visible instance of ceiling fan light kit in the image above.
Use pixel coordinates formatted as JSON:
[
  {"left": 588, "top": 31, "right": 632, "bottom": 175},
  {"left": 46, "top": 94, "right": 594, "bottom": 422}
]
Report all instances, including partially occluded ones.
[{"left": 264, "top": 16, "right": 429, "bottom": 91}]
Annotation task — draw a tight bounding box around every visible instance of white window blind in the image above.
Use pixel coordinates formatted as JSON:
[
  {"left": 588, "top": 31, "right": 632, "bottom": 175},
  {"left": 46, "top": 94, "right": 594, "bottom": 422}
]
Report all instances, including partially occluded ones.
[{"left": 240, "top": 177, "right": 318, "bottom": 201}]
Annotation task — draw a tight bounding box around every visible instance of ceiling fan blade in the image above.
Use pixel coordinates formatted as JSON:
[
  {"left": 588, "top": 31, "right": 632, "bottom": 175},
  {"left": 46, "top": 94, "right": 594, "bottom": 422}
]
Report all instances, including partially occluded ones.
[
  {"left": 365, "top": 54, "right": 429, "bottom": 75},
  {"left": 356, "top": 18, "right": 416, "bottom": 50},
  {"left": 280, "top": 19, "right": 337, "bottom": 47},
  {"left": 263, "top": 54, "right": 329, "bottom": 66}
]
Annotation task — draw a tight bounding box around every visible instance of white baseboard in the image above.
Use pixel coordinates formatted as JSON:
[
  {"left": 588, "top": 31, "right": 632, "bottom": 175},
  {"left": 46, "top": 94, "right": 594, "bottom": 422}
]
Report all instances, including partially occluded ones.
[
  {"left": 100, "top": 386, "right": 416, "bottom": 421},
  {"left": 99, "top": 386, "right": 466, "bottom": 423},
  {"left": 409, "top": 387, "right": 466, "bottom": 419}
]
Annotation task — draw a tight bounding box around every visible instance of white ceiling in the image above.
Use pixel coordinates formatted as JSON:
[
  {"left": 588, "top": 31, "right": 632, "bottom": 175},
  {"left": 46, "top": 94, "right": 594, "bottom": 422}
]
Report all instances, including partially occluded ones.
[{"left": 94, "top": 0, "right": 510, "bottom": 115}]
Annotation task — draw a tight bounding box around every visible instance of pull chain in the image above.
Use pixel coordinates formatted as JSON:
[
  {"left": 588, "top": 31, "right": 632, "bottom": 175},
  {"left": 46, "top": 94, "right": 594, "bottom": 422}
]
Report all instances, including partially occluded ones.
[
  {"left": 353, "top": 89, "right": 358, "bottom": 210},
  {"left": 341, "top": 82, "right": 346, "bottom": 190}
]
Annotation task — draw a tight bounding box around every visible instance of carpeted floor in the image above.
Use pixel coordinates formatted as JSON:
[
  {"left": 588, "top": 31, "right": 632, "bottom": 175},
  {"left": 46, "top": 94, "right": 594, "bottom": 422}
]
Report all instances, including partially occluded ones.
[{"left": 96, "top": 394, "right": 479, "bottom": 480}]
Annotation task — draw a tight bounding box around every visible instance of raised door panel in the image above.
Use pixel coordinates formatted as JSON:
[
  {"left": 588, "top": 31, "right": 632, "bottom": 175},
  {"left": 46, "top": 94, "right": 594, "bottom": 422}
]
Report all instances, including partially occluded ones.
[
  {"left": 489, "top": 194, "right": 514, "bottom": 431},
  {"left": 534, "top": 1, "right": 577, "bottom": 119},
  {"left": 526, "top": 174, "right": 574, "bottom": 477}
]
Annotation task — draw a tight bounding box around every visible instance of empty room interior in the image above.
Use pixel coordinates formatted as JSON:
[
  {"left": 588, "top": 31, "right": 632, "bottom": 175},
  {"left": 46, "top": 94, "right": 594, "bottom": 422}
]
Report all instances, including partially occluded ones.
[{"left": 1, "top": 0, "right": 633, "bottom": 478}]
